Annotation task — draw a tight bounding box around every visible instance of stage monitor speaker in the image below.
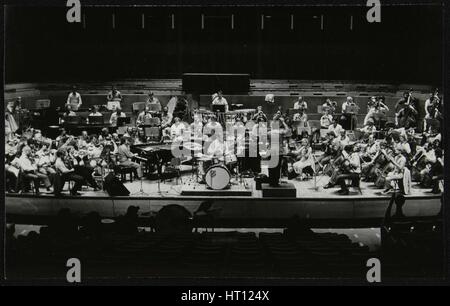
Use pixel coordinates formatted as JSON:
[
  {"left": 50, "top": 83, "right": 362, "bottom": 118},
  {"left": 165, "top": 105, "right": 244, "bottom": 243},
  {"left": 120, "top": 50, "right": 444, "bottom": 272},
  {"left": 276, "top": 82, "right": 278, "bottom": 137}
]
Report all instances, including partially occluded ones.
[
  {"left": 104, "top": 172, "right": 130, "bottom": 196},
  {"left": 182, "top": 73, "right": 250, "bottom": 94},
  {"left": 262, "top": 183, "right": 297, "bottom": 198}
]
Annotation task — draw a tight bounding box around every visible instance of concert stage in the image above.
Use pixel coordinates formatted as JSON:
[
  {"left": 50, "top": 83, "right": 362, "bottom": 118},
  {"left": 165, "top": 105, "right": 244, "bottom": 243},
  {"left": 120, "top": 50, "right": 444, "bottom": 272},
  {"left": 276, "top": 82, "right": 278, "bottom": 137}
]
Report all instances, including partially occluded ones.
[{"left": 5, "top": 174, "right": 442, "bottom": 228}]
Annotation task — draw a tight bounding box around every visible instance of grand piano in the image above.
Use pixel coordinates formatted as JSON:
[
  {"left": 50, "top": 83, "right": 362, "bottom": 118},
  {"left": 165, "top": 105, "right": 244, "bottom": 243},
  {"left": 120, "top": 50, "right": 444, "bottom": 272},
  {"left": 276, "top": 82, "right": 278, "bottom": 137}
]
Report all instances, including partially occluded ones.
[{"left": 131, "top": 142, "right": 174, "bottom": 178}]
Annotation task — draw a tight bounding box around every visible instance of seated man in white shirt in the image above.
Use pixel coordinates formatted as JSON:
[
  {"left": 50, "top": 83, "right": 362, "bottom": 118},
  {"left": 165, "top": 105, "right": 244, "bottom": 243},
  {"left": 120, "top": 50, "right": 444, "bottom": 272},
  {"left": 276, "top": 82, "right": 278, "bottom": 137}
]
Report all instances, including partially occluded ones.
[
  {"left": 327, "top": 117, "right": 343, "bottom": 137},
  {"left": 211, "top": 90, "right": 228, "bottom": 112},
  {"left": 109, "top": 108, "right": 126, "bottom": 127},
  {"left": 320, "top": 110, "right": 333, "bottom": 129},
  {"left": 338, "top": 130, "right": 350, "bottom": 148},
  {"left": 145, "top": 91, "right": 161, "bottom": 109},
  {"left": 89, "top": 105, "right": 103, "bottom": 117},
  {"left": 170, "top": 117, "right": 187, "bottom": 140},
  {"left": 63, "top": 105, "right": 77, "bottom": 117},
  {"left": 335, "top": 145, "right": 362, "bottom": 195},
  {"left": 117, "top": 137, "right": 142, "bottom": 179},
  {"left": 18, "top": 147, "right": 52, "bottom": 194},
  {"left": 67, "top": 86, "right": 82, "bottom": 111},
  {"left": 136, "top": 106, "right": 152, "bottom": 126},
  {"left": 359, "top": 118, "right": 377, "bottom": 135}
]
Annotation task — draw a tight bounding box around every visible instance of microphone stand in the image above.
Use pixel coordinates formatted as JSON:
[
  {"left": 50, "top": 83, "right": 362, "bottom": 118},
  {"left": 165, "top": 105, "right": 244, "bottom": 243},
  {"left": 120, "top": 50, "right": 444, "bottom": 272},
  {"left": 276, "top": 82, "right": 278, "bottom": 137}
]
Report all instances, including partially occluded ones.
[{"left": 130, "top": 156, "right": 149, "bottom": 196}]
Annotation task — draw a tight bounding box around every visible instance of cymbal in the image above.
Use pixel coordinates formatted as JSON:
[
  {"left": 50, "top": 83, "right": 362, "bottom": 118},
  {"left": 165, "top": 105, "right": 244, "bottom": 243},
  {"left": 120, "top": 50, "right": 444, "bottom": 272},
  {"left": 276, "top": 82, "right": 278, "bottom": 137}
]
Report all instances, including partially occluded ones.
[
  {"left": 195, "top": 109, "right": 213, "bottom": 114},
  {"left": 183, "top": 142, "right": 203, "bottom": 151},
  {"left": 233, "top": 108, "right": 256, "bottom": 114}
]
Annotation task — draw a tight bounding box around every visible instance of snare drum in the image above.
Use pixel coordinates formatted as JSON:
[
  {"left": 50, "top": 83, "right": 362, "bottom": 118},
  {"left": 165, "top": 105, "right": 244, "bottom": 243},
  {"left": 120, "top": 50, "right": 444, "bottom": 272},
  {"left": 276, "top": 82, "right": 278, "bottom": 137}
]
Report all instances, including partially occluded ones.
[
  {"left": 224, "top": 154, "right": 237, "bottom": 165},
  {"left": 204, "top": 164, "right": 231, "bottom": 190}
]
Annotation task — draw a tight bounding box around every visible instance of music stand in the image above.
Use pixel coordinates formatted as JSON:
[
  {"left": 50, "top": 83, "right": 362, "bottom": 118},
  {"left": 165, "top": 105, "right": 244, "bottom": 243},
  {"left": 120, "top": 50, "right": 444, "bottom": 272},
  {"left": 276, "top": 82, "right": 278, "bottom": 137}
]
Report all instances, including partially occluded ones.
[
  {"left": 148, "top": 103, "right": 162, "bottom": 113},
  {"left": 212, "top": 104, "right": 226, "bottom": 113},
  {"left": 132, "top": 102, "right": 146, "bottom": 113},
  {"left": 148, "top": 117, "right": 161, "bottom": 126},
  {"left": 35, "top": 99, "right": 51, "bottom": 109},
  {"left": 117, "top": 117, "right": 131, "bottom": 135},
  {"left": 88, "top": 115, "right": 104, "bottom": 125},
  {"left": 131, "top": 155, "right": 150, "bottom": 196},
  {"left": 65, "top": 116, "right": 81, "bottom": 125},
  {"left": 107, "top": 101, "right": 121, "bottom": 111},
  {"left": 144, "top": 127, "right": 161, "bottom": 141},
  {"left": 347, "top": 105, "right": 359, "bottom": 114},
  {"left": 117, "top": 117, "right": 131, "bottom": 126}
]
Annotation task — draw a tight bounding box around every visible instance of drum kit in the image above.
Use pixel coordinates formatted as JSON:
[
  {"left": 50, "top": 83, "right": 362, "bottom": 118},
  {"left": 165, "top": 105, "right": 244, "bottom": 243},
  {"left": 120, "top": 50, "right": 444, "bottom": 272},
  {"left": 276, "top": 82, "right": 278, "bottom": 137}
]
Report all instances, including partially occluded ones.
[{"left": 182, "top": 138, "right": 240, "bottom": 191}]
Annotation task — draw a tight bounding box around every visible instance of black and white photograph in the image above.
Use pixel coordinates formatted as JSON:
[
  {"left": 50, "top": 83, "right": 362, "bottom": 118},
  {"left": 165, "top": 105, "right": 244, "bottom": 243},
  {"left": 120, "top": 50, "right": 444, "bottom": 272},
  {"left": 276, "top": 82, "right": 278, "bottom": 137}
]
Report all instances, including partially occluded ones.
[{"left": 2, "top": 0, "right": 447, "bottom": 287}]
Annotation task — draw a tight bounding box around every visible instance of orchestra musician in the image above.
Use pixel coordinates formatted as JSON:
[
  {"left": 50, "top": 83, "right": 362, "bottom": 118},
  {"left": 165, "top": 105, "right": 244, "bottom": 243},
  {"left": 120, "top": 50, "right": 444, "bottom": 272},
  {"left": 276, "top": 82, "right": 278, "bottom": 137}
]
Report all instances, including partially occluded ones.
[
  {"left": 170, "top": 117, "right": 187, "bottom": 140},
  {"left": 35, "top": 144, "right": 57, "bottom": 179},
  {"left": 395, "top": 90, "right": 418, "bottom": 129},
  {"left": 145, "top": 91, "right": 161, "bottom": 108},
  {"left": 161, "top": 106, "right": 173, "bottom": 140},
  {"left": 62, "top": 104, "right": 77, "bottom": 118},
  {"left": 212, "top": 90, "right": 229, "bottom": 112},
  {"left": 340, "top": 96, "right": 358, "bottom": 130},
  {"left": 89, "top": 105, "right": 103, "bottom": 117},
  {"left": 5, "top": 100, "right": 19, "bottom": 135},
  {"left": 172, "top": 95, "right": 189, "bottom": 121},
  {"left": 381, "top": 144, "right": 410, "bottom": 195},
  {"left": 334, "top": 145, "right": 361, "bottom": 195},
  {"left": 315, "top": 131, "right": 338, "bottom": 171},
  {"left": 66, "top": 86, "right": 82, "bottom": 111},
  {"left": 288, "top": 138, "right": 314, "bottom": 180},
  {"left": 107, "top": 85, "right": 122, "bottom": 102},
  {"left": 190, "top": 114, "right": 204, "bottom": 139},
  {"left": 18, "top": 146, "right": 52, "bottom": 194},
  {"left": 66, "top": 146, "right": 101, "bottom": 191},
  {"left": 365, "top": 96, "right": 389, "bottom": 128},
  {"left": 337, "top": 129, "right": 350, "bottom": 148},
  {"left": 327, "top": 117, "right": 343, "bottom": 137},
  {"left": 322, "top": 98, "right": 337, "bottom": 115},
  {"left": 53, "top": 149, "right": 84, "bottom": 196},
  {"left": 252, "top": 106, "right": 268, "bottom": 122},
  {"left": 109, "top": 107, "right": 126, "bottom": 127},
  {"left": 117, "top": 137, "right": 142, "bottom": 179},
  {"left": 293, "top": 96, "right": 308, "bottom": 112},
  {"left": 292, "top": 107, "right": 310, "bottom": 139},
  {"left": 136, "top": 106, "right": 152, "bottom": 126},
  {"left": 320, "top": 109, "right": 333, "bottom": 130},
  {"left": 427, "top": 148, "right": 443, "bottom": 194},
  {"left": 358, "top": 118, "right": 377, "bottom": 135},
  {"left": 411, "top": 142, "right": 436, "bottom": 184},
  {"left": 423, "top": 89, "right": 442, "bottom": 131}
]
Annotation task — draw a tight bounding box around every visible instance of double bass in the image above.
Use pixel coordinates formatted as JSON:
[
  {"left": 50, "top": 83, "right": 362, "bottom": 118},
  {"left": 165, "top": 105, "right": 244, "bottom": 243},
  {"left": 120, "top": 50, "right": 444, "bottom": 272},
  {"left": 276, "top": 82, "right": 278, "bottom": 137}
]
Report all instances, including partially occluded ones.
[{"left": 397, "top": 90, "right": 418, "bottom": 128}]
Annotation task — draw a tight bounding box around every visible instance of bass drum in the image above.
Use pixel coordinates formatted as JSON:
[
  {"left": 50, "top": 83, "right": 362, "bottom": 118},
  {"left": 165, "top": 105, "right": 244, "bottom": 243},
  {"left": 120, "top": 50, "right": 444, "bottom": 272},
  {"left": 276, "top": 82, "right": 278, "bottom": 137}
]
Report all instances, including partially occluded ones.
[{"left": 204, "top": 164, "right": 231, "bottom": 190}]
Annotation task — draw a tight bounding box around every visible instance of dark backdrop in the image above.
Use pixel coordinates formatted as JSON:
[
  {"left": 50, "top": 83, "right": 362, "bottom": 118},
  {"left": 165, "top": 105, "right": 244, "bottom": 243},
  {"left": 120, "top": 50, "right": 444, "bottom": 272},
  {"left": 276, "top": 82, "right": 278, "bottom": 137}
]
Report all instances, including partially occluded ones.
[{"left": 4, "top": 5, "right": 442, "bottom": 84}]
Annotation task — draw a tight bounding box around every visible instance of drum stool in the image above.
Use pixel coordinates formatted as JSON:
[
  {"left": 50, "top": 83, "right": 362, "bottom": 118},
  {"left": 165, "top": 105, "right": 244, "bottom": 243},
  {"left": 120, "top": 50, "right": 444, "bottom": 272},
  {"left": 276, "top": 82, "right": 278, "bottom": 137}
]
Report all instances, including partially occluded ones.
[{"left": 115, "top": 165, "right": 134, "bottom": 183}]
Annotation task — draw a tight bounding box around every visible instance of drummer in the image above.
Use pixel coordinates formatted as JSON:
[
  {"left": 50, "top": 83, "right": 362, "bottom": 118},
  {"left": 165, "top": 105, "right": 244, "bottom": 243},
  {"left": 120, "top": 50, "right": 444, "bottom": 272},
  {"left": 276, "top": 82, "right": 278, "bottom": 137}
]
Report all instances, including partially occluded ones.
[
  {"left": 205, "top": 129, "right": 224, "bottom": 157},
  {"left": 204, "top": 114, "right": 223, "bottom": 139},
  {"left": 198, "top": 129, "right": 225, "bottom": 179}
]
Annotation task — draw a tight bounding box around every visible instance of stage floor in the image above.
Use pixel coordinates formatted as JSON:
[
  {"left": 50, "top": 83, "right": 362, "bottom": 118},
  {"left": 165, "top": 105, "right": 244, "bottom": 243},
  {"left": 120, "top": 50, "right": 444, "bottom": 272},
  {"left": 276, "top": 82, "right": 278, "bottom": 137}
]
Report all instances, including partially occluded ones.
[{"left": 57, "top": 172, "right": 436, "bottom": 199}]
